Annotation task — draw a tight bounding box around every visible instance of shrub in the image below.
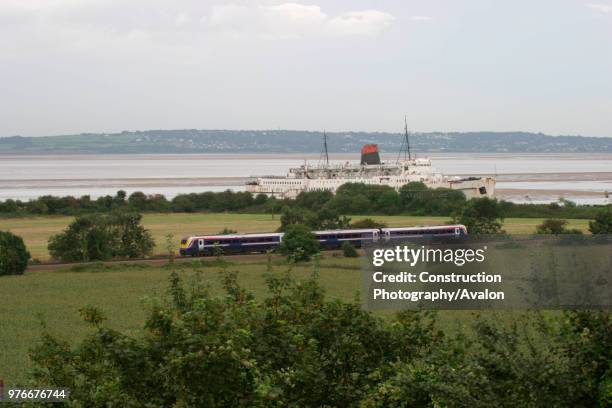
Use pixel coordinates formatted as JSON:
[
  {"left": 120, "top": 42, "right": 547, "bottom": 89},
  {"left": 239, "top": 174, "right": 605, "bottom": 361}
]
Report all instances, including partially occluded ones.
[
  {"left": 536, "top": 219, "right": 582, "bottom": 235},
  {"left": 0, "top": 230, "right": 30, "bottom": 276},
  {"left": 278, "top": 224, "right": 320, "bottom": 262},
  {"left": 589, "top": 209, "right": 612, "bottom": 234},
  {"left": 218, "top": 228, "right": 238, "bottom": 235},
  {"left": 341, "top": 241, "right": 358, "bottom": 257}
]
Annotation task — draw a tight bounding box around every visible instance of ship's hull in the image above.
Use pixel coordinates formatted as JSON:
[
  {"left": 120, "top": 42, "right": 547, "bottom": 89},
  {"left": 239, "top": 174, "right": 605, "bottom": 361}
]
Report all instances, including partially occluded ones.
[{"left": 247, "top": 175, "right": 495, "bottom": 200}]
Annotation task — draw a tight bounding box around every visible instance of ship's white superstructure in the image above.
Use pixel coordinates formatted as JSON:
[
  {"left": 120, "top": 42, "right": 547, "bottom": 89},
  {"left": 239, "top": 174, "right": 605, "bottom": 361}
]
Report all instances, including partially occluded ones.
[
  {"left": 246, "top": 156, "right": 495, "bottom": 200},
  {"left": 247, "top": 122, "right": 495, "bottom": 200}
]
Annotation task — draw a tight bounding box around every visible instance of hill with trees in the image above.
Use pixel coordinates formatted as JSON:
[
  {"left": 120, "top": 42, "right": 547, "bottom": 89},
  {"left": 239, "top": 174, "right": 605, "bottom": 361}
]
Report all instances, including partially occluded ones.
[{"left": 1, "top": 129, "right": 610, "bottom": 154}]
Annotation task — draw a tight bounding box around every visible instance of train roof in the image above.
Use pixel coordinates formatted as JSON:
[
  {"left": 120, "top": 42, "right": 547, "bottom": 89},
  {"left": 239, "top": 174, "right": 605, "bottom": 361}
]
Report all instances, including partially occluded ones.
[
  {"left": 381, "top": 225, "right": 466, "bottom": 231},
  {"left": 187, "top": 232, "right": 283, "bottom": 240},
  {"left": 314, "top": 229, "right": 379, "bottom": 234}
]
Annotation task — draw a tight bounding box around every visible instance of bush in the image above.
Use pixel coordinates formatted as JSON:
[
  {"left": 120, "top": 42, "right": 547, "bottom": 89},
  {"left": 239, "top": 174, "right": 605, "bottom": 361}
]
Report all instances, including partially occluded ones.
[
  {"left": 589, "top": 209, "right": 612, "bottom": 234},
  {"left": 536, "top": 219, "right": 582, "bottom": 235},
  {"left": 0, "top": 231, "right": 30, "bottom": 276},
  {"left": 48, "top": 212, "right": 154, "bottom": 262},
  {"left": 278, "top": 224, "right": 320, "bottom": 262},
  {"left": 341, "top": 241, "right": 358, "bottom": 257}
]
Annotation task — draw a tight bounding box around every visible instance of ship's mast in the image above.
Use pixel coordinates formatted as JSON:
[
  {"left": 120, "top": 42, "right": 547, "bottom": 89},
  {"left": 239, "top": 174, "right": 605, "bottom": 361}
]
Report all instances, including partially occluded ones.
[
  {"left": 397, "top": 116, "right": 412, "bottom": 162},
  {"left": 319, "top": 130, "right": 329, "bottom": 166}
]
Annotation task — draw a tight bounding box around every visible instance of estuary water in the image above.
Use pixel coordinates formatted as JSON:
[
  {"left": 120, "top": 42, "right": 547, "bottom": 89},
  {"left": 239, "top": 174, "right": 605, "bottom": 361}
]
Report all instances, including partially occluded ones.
[{"left": 0, "top": 153, "right": 610, "bottom": 204}]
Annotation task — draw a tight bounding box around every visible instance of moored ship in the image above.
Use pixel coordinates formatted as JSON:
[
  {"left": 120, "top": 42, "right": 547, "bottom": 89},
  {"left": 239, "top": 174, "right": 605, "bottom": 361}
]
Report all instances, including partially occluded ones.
[{"left": 246, "top": 123, "right": 496, "bottom": 200}]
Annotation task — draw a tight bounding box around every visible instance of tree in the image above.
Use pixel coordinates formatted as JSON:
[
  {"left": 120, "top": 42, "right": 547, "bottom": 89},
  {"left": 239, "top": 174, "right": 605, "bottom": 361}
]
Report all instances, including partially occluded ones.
[
  {"left": 0, "top": 231, "right": 30, "bottom": 276},
  {"left": 48, "top": 212, "right": 154, "bottom": 262},
  {"left": 295, "top": 190, "right": 333, "bottom": 209},
  {"left": 278, "top": 206, "right": 312, "bottom": 231},
  {"left": 48, "top": 214, "right": 114, "bottom": 262},
  {"left": 253, "top": 193, "right": 268, "bottom": 206},
  {"left": 589, "top": 209, "right": 612, "bottom": 234},
  {"left": 128, "top": 191, "right": 148, "bottom": 210},
  {"left": 113, "top": 212, "right": 155, "bottom": 258},
  {"left": 536, "top": 219, "right": 582, "bottom": 235},
  {"left": 459, "top": 197, "right": 505, "bottom": 234},
  {"left": 278, "top": 224, "right": 320, "bottom": 262},
  {"left": 0, "top": 199, "right": 19, "bottom": 213},
  {"left": 115, "top": 190, "right": 127, "bottom": 205},
  {"left": 306, "top": 208, "right": 351, "bottom": 230},
  {"left": 376, "top": 189, "right": 402, "bottom": 215},
  {"left": 399, "top": 182, "right": 429, "bottom": 213},
  {"left": 171, "top": 195, "right": 196, "bottom": 213}
]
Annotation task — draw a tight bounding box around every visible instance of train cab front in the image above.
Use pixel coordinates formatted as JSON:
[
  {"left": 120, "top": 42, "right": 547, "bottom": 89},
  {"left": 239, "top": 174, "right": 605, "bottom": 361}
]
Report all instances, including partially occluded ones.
[{"left": 179, "top": 237, "right": 194, "bottom": 256}]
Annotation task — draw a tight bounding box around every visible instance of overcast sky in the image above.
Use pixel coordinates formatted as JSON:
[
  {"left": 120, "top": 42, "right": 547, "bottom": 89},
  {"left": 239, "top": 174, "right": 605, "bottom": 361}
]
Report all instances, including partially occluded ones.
[{"left": 1, "top": 0, "right": 611, "bottom": 137}]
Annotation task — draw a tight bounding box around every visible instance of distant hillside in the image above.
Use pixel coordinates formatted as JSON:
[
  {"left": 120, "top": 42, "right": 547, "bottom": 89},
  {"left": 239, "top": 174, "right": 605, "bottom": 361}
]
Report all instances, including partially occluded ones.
[{"left": 0, "top": 130, "right": 610, "bottom": 154}]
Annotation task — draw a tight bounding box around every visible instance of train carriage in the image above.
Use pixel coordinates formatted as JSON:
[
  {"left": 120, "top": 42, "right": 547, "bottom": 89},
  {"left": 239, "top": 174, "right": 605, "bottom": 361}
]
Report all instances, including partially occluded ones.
[
  {"left": 314, "top": 229, "right": 379, "bottom": 249},
  {"left": 381, "top": 225, "right": 467, "bottom": 241},
  {"left": 180, "top": 233, "right": 283, "bottom": 256},
  {"left": 179, "top": 225, "right": 467, "bottom": 257}
]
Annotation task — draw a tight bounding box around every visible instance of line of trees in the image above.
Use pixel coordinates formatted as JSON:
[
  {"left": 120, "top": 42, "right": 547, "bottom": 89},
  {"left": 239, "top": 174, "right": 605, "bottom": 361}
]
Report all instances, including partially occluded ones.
[{"left": 0, "top": 184, "right": 609, "bottom": 219}]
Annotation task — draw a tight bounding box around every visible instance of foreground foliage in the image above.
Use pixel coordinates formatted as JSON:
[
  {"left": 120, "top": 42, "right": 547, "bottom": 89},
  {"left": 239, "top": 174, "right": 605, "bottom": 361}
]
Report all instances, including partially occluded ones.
[
  {"left": 30, "top": 265, "right": 611, "bottom": 407},
  {"left": 0, "top": 230, "right": 30, "bottom": 275}
]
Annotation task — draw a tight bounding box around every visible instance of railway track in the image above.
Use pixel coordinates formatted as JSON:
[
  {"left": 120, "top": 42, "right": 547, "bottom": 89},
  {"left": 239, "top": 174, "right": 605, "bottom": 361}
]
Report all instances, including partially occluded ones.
[{"left": 25, "top": 252, "right": 280, "bottom": 273}]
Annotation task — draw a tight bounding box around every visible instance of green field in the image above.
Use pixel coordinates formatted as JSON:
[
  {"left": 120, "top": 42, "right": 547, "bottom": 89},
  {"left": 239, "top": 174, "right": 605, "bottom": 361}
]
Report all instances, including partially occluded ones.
[
  {"left": 0, "top": 255, "right": 382, "bottom": 385},
  {"left": 0, "top": 213, "right": 592, "bottom": 261},
  {"left": 0, "top": 213, "right": 593, "bottom": 385}
]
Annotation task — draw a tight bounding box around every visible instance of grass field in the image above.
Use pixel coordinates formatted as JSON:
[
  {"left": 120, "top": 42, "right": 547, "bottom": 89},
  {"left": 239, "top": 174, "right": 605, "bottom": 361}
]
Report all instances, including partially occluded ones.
[
  {"left": 0, "top": 255, "right": 379, "bottom": 385},
  {"left": 0, "top": 213, "right": 592, "bottom": 261},
  {"left": 0, "top": 212, "right": 592, "bottom": 385}
]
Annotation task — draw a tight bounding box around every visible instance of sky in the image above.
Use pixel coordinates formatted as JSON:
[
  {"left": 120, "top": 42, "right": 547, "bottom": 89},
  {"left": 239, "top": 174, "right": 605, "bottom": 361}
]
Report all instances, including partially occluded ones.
[{"left": 0, "top": 0, "right": 611, "bottom": 137}]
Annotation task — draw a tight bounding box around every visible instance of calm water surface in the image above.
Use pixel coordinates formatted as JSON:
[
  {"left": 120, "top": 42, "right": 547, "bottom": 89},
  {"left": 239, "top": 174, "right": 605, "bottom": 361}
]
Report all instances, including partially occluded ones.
[{"left": 0, "top": 153, "right": 610, "bottom": 204}]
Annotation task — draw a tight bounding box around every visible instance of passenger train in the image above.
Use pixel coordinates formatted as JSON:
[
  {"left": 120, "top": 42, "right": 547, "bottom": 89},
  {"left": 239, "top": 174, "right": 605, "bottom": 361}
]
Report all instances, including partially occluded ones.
[{"left": 179, "top": 224, "right": 467, "bottom": 257}]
